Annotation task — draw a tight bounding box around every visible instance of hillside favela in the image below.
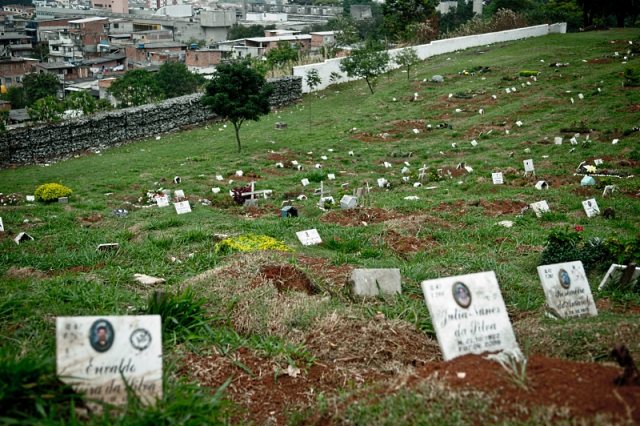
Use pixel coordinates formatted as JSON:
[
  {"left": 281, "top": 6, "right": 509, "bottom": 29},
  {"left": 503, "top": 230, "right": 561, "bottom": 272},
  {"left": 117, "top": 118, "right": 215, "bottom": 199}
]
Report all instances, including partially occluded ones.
[{"left": 1, "top": 0, "right": 639, "bottom": 423}]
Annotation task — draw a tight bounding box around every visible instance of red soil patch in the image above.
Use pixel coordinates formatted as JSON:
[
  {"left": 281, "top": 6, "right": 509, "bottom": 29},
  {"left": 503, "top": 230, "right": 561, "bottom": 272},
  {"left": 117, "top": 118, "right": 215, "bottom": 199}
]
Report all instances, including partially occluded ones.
[
  {"left": 597, "top": 298, "right": 640, "bottom": 314},
  {"left": 464, "top": 124, "right": 506, "bottom": 137},
  {"left": 181, "top": 348, "right": 376, "bottom": 425},
  {"left": 411, "top": 354, "right": 640, "bottom": 424},
  {"left": 320, "top": 208, "right": 401, "bottom": 226},
  {"left": 438, "top": 166, "right": 468, "bottom": 178},
  {"left": 258, "top": 264, "right": 316, "bottom": 295},
  {"left": 266, "top": 150, "right": 296, "bottom": 162},
  {"left": 384, "top": 230, "right": 438, "bottom": 257},
  {"left": 624, "top": 104, "right": 640, "bottom": 113},
  {"left": 573, "top": 187, "right": 597, "bottom": 197},
  {"left": 5, "top": 266, "right": 48, "bottom": 280},
  {"left": 587, "top": 58, "right": 613, "bottom": 64},
  {"left": 296, "top": 255, "right": 352, "bottom": 291},
  {"left": 434, "top": 200, "right": 527, "bottom": 217},
  {"left": 77, "top": 213, "right": 103, "bottom": 227}
]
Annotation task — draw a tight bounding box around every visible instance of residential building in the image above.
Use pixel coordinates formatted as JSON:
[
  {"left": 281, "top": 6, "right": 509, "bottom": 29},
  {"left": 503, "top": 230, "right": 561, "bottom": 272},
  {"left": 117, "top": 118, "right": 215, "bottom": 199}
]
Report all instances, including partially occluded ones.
[
  {"left": 185, "top": 48, "right": 229, "bottom": 68},
  {"left": 91, "top": 0, "right": 128, "bottom": 14},
  {"left": 68, "top": 17, "right": 109, "bottom": 56},
  {"left": 0, "top": 57, "right": 36, "bottom": 88},
  {"left": 2, "top": 4, "right": 35, "bottom": 18},
  {"left": 124, "top": 40, "right": 185, "bottom": 67},
  {"left": 310, "top": 31, "right": 335, "bottom": 49}
]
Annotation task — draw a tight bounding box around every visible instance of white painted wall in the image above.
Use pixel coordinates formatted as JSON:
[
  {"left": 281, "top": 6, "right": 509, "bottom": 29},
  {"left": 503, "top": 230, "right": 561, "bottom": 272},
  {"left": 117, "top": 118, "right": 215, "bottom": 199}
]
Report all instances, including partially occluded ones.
[{"left": 294, "top": 23, "right": 566, "bottom": 93}]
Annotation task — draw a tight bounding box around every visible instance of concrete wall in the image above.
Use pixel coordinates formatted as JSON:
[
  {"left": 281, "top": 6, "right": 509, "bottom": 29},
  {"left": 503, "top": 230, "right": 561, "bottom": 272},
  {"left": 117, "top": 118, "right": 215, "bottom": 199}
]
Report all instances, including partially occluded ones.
[
  {"left": 0, "top": 76, "right": 302, "bottom": 166},
  {"left": 294, "top": 24, "right": 566, "bottom": 93}
]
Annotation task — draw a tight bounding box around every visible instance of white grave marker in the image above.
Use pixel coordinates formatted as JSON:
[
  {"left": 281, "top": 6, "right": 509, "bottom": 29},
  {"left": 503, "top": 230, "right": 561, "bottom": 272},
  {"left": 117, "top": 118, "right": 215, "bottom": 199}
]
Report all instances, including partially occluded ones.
[
  {"left": 537, "top": 261, "right": 597, "bottom": 318},
  {"left": 56, "top": 315, "right": 162, "bottom": 408},
  {"left": 216, "top": 175, "right": 224, "bottom": 181},
  {"left": 155, "top": 195, "right": 169, "bottom": 207},
  {"left": 296, "top": 229, "right": 322, "bottom": 246},
  {"left": 301, "top": 178, "right": 310, "bottom": 187},
  {"left": 26, "top": 195, "right": 35, "bottom": 202},
  {"left": 491, "top": 172, "right": 504, "bottom": 185},
  {"left": 530, "top": 200, "right": 550, "bottom": 217},
  {"left": 327, "top": 173, "right": 336, "bottom": 180},
  {"left": 14, "top": 232, "right": 33, "bottom": 244},
  {"left": 554, "top": 137, "right": 563, "bottom": 145},
  {"left": 582, "top": 198, "right": 600, "bottom": 217},
  {"left": 523, "top": 159, "right": 535, "bottom": 175},
  {"left": 174, "top": 190, "right": 185, "bottom": 199},
  {"left": 174, "top": 201, "right": 191, "bottom": 214},
  {"left": 0, "top": 217, "right": 3, "bottom": 232},
  {"left": 421, "top": 271, "right": 520, "bottom": 361},
  {"left": 599, "top": 264, "right": 640, "bottom": 291}
]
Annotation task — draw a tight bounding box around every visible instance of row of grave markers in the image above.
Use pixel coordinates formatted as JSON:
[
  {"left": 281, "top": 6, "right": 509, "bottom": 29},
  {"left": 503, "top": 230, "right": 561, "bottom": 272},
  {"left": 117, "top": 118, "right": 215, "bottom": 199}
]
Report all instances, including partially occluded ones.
[{"left": 55, "top": 258, "right": 639, "bottom": 409}]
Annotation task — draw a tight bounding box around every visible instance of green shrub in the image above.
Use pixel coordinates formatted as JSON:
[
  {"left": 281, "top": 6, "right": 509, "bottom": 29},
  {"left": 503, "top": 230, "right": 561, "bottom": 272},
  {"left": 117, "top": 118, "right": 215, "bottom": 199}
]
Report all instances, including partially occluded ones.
[
  {"left": 519, "top": 70, "right": 539, "bottom": 77},
  {"left": 143, "top": 288, "right": 208, "bottom": 344},
  {"left": 623, "top": 65, "right": 640, "bottom": 87},
  {"left": 540, "top": 228, "right": 582, "bottom": 266},
  {"left": 34, "top": 183, "right": 72, "bottom": 202}
]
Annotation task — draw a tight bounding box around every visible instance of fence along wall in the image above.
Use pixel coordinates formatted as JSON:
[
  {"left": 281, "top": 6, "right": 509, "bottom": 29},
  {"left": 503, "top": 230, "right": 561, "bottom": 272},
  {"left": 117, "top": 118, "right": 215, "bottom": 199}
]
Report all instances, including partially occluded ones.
[
  {"left": 0, "top": 76, "right": 302, "bottom": 166},
  {"left": 294, "top": 23, "right": 568, "bottom": 93}
]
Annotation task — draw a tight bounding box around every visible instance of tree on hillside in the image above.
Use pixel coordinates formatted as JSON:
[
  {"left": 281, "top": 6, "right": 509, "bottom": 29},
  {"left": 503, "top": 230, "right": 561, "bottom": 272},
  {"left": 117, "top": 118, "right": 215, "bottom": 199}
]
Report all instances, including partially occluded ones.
[
  {"left": 265, "top": 42, "right": 299, "bottom": 76},
  {"left": 3, "top": 85, "right": 26, "bottom": 109},
  {"left": 63, "top": 91, "right": 97, "bottom": 115},
  {"left": 339, "top": 40, "right": 390, "bottom": 94},
  {"left": 439, "top": 0, "right": 475, "bottom": 34},
  {"left": 305, "top": 68, "right": 322, "bottom": 131},
  {"left": 382, "top": 0, "right": 438, "bottom": 41},
  {"left": 108, "top": 69, "right": 163, "bottom": 107},
  {"left": 156, "top": 61, "right": 205, "bottom": 98},
  {"left": 22, "top": 73, "right": 59, "bottom": 106},
  {"left": 28, "top": 96, "right": 63, "bottom": 123},
  {"left": 395, "top": 47, "right": 420, "bottom": 81},
  {"left": 227, "top": 23, "right": 276, "bottom": 40},
  {"left": 201, "top": 60, "right": 273, "bottom": 152}
]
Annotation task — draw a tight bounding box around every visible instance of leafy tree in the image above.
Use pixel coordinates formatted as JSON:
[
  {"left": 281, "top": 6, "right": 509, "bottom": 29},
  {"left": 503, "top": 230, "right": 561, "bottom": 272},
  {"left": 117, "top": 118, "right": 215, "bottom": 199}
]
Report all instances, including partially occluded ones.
[
  {"left": 5, "top": 85, "right": 26, "bottom": 109},
  {"left": 227, "top": 24, "right": 276, "bottom": 40},
  {"left": 329, "top": 16, "right": 360, "bottom": 47},
  {"left": 63, "top": 91, "right": 97, "bottom": 115},
  {"left": 305, "top": 68, "right": 322, "bottom": 92},
  {"left": 439, "top": 0, "right": 475, "bottom": 34},
  {"left": 156, "top": 61, "right": 205, "bottom": 98},
  {"left": 382, "top": 0, "right": 437, "bottom": 41},
  {"left": 339, "top": 40, "right": 390, "bottom": 94},
  {"left": 485, "top": 0, "right": 534, "bottom": 15},
  {"left": 202, "top": 60, "right": 273, "bottom": 152},
  {"left": 395, "top": 47, "right": 420, "bottom": 81},
  {"left": 108, "top": 69, "right": 163, "bottom": 107},
  {"left": 22, "top": 73, "right": 60, "bottom": 106},
  {"left": 265, "top": 42, "right": 299, "bottom": 75},
  {"left": 28, "top": 96, "right": 63, "bottom": 123}
]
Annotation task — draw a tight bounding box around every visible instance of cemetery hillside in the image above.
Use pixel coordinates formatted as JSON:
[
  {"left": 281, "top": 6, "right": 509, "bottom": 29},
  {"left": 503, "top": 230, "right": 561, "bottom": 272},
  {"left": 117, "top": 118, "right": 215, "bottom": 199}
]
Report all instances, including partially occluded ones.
[{"left": 3, "top": 28, "right": 640, "bottom": 425}]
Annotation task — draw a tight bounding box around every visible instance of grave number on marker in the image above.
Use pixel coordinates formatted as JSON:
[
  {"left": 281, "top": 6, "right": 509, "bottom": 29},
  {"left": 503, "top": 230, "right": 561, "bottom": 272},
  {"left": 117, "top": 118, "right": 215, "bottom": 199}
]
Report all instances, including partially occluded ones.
[{"left": 296, "top": 229, "right": 322, "bottom": 246}]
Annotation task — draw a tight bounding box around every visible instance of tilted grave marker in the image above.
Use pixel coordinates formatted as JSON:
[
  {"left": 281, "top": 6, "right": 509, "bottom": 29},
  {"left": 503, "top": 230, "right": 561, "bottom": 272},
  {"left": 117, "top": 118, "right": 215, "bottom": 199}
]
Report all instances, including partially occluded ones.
[
  {"left": 537, "top": 261, "right": 597, "bottom": 319},
  {"left": 582, "top": 198, "right": 600, "bottom": 217},
  {"left": 530, "top": 200, "right": 550, "bottom": 217},
  {"left": 421, "top": 271, "right": 520, "bottom": 361},
  {"left": 174, "top": 201, "right": 191, "bottom": 215},
  {"left": 0, "top": 217, "right": 4, "bottom": 232},
  {"left": 599, "top": 264, "right": 640, "bottom": 291},
  {"left": 296, "top": 229, "right": 322, "bottom": 246},
  {"left": 56, "top": 315, "right": 162, "bottom": 409},
  {"left": 351, "top": 269, "right": 401, "bottom": 297}
]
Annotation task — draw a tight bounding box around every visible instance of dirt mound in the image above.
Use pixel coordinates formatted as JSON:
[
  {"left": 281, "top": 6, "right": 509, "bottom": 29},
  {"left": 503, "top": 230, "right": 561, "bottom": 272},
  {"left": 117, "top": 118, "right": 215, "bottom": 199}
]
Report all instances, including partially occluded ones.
[
  {"left": 411, "top": 354, "right": 640, "bottom": 424},
  {"left": 306, "top": 314, "right": 441, "bottom": 374},
  {"left": 321, "top": 208, "right": 400, "bottom": 226},
  {"left": 5, "top": 266, "right": 47, "bottom": 280},
  {"left": 384, "top": 230, "right": 438, "bottom": 257},
  {"left": 350, "top": 132, "right": 399, "bottom": 143},
  {"left": 297, "top": 255, "right": 352, "bottom": 292},
  {"left": 182, "top": 348, "right": 373, "bottom": 425},
  {"left": 258, "top": 265, "right": 316, "bottom": 295},
  {"left": 478, "top": 199, "right": 529, "bottom": 216}
]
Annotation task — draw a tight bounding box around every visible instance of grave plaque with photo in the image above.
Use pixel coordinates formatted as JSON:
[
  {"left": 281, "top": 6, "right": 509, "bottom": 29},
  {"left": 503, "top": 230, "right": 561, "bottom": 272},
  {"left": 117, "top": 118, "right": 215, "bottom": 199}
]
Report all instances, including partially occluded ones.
[
  {"left": 491, "top": 173, "right": 504, "bottom": 185},
  {"left": 523, "top": 159, "right": 535, "bottom": 175},
  {"left": 537, "top": 261, "right": 597, "bottom": 319},
  {"left": 530, "top": 200, "right": 550, "bottom": 217},
  {"left": 296, "top": 229, "right": 322, "bottom": 246},
  {"left": 155, "top": 195, "right": 170, "bottom": 207},
  {"left": 56, "top": 315, "right": 162, "bottom": 409},
  {"left": 582, "top": 198, "right": 600, "bottom": 218},
  {"left": 174, "top": 201, "right": 191, "bottom": 214},
  {"left": 421, "top": 271, "right": 520, "bottom": 361}
]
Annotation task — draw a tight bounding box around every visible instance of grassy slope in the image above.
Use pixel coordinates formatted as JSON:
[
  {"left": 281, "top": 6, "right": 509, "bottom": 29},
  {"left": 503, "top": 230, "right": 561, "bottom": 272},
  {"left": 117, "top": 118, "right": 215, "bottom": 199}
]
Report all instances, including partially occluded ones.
[{"left": 1, "top": 28, "right": 639, "bottom": 424}]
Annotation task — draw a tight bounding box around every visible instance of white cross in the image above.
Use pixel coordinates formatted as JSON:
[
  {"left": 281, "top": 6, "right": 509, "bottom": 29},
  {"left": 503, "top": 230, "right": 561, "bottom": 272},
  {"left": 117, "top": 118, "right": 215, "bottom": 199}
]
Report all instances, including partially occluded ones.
[{"left": 241, "top": 181, "right": 272, "bottom": 200}]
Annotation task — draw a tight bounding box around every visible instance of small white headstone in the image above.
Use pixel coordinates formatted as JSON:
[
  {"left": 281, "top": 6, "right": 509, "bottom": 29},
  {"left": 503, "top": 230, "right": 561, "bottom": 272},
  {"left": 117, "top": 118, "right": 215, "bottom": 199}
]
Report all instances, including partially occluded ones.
[
  {"left": 401, "top": 166, "right": 410, "bottom": 174},
  {"left": 421, "top": 271, "right": 520, "bottom": 361},
  {"left": 603, "top": 185, "right": 616, "bottom": 197},
  {"left": 351, "top": 269, "right": 401, "bottom": 297},
  {"left": 291, "top": 160, "right": 299, "bottom": 166},
  {"left": 14, "top": 232, "right": 33, "bottom": 244},
  {"left": 340, "top": 195, "right": 357, "bottom": 209},
  {"left": 174, "top": 201, "right": 191, "bottom": 215},
  {"left": 516, "top": 121, "right": 523, "bottom": 127},
  {"left": 530, "top": 200, "right": 550, "bottom": 217},
  {"left": 594, "top": 159, "right": 603, "bottom": 166},
  {"left": 327, "top": 173, "right": 336, "bottom": 180},
  {"left": 599, "top": 264, "right": 640, "bottom": 291},
  {"left": 301, "top": 178, "right": 310, "bottom": 187},
  {"left": 296, "top": 229, "right": 322, "bottom": 246},
  {"left": 383, "top": 162, "right": 392, "bottom": 168},
  {"left": 537, "top": 261, "right": 597, "bottom": 318},
  {"left": 97, "top": 243, "right": 119, "bottom": 252},
  {"left": 523, "top": 159, "right": 535, "bottom": 173},
  {"left": 174, "top": 190, "right": 185, "bottom": 199},
  {"left": 534, "top": 180, "right": 548, "bottom": 190},
  {"left": 0, "top": 217, "right": 3, "bottom": 232},
  {"left": 211, "top": 187, "right": 221, "bottom": 194},
  {"left": 582, "top": 198, "right": 600, "bottom": 217},
  {"left": 235, "top": 170, "right": 244, "bottom": 177},
  {"left": 155, "top": 195, "right": 170, "bottom": 207},
  {"left": 492, "top": 173, "right": 504, "bottom": 185},
  {"left": 554, "top": 137, "right": 563, "bottom": 145},
  {"left": 216, "top": 175, "right": 224, "bottom": 181},
  {"left": 26, "top": 195, "right": 35, "bottom": 202},
  {"left": 56, "top": 315, "right": 162, "bottom": 408},
  {"left": 471, "top": 139, "right": 478, "bottom": 147},
  {"left": 377, "top": 178, "right": 388, "bottom": 188},
  {"left": 321, "top": 155, "right": 328, "bottom": 160},
  {"left": 275, "top": 162, "right": 284, "bottom": 168}
]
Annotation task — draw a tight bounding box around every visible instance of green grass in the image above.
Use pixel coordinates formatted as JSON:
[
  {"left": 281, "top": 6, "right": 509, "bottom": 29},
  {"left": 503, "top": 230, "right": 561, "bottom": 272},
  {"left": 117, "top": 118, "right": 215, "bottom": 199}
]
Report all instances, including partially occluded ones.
[{"left": 1, "top": 28, "right": 640, "bottom": 424}]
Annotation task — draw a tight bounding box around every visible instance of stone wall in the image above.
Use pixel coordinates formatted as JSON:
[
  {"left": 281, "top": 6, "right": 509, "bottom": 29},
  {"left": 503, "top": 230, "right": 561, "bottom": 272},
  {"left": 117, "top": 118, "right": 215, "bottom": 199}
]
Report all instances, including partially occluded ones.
[{"left": 0, "top": 76, "right": 302, "bottom": 167}]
